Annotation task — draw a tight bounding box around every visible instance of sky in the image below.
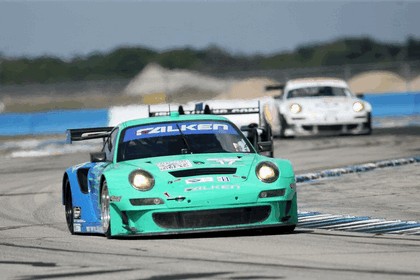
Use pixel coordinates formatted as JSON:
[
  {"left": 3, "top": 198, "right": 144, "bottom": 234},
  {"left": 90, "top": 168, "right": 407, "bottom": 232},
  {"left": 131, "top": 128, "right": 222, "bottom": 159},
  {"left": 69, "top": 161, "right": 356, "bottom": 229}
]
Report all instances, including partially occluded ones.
[{"left": 0, "top": 0, "right": 419, "bottom": 59}]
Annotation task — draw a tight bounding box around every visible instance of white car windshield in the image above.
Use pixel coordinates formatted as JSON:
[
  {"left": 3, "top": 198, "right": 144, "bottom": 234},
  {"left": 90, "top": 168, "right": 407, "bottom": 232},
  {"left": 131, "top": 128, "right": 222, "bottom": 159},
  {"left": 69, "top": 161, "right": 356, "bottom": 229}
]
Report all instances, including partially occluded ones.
[
  {"left": 286, "top": 86, "right": 350, "bottom": 99},
  {"left": 117, "top": 120, "right": 253, "bottom": 161}
]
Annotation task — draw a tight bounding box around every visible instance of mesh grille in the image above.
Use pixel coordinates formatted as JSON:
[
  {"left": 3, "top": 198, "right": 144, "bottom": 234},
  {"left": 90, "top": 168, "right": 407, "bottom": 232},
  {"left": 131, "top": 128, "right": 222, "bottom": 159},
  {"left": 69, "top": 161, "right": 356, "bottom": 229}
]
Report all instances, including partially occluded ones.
[
  {"left": 169, "top": 168, "right": 236, "bottom": 178},
  {"left": 153, "top": 206, "right": 271, "bottom": 229}
]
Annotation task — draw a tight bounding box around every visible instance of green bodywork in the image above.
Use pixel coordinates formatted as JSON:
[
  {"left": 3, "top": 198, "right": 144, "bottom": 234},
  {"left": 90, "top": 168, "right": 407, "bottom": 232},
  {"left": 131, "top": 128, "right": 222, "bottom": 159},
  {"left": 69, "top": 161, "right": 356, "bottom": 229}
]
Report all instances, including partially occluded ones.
[{"left": 101, "top": 114, "right": 297, "bottom": 236}]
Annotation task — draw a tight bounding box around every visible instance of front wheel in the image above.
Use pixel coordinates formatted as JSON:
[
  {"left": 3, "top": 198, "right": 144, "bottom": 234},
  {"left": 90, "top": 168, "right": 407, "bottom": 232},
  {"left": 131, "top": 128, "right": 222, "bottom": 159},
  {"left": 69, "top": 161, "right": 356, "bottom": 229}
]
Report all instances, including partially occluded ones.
[
  {"left": 365, "top": 112, "right": 373, "bottom": 135},
  {"left": 64, "top": 180, "right": 74, "bottom": 234},
  {"left": 101, "top": 181, "right": 112, "bottom": 238},
  {"left": 281, "top": 225, "right": 296, "bottom": 233},
  {"left": 279, "top": 114, "right": 288, "bottom": 138}
]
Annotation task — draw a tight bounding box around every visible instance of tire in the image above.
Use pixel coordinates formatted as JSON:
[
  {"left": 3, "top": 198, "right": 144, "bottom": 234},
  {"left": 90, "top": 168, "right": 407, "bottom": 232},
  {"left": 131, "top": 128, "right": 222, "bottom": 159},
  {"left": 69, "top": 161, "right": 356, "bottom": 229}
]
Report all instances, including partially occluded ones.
[
  {"left": 279, "top": 114, "right": 287, "bottom": 138},
  {"left": 249, "top": 127, "right": 259, "bottom": 150},
  {"left": 365, "top": 112, "right": 373, "bottom": 135},
  {"left": 64, "top": 180, "right": 74, "bottom": 234},
  {"left": 261, "top": 123, "right": 274, "bottom": 158},
  {"left": 101, "top": 181, "right": 112, "bottom": 238},
  {"left": 282, "top": 225, "right": 296, "bottom": 233},
  {"left": 266, "top": 124, "right": 274, "bottom": 157},
  {"left": 279, "top": 114, "right": 295, "bottom": 139}
]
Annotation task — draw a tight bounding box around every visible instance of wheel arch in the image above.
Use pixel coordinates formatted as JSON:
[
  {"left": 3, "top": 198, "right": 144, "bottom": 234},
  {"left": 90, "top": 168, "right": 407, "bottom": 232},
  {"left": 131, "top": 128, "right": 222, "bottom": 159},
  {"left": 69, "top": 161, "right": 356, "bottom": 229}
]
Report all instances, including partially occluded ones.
[
  {"left": 62, "top": 172, "right": 70, "bottom": 205},
  {"left": 99, "top": 175, "right": 108, "bottom": 200}
]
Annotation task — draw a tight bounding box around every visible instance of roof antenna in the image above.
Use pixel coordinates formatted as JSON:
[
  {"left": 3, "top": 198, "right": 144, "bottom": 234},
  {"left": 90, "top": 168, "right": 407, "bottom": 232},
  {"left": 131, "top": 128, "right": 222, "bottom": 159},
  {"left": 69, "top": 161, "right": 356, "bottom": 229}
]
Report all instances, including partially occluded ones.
[
  {"left": 178, "top": 105, "right": 185, "bottom": 115},
  {"left": 204, "top": 104, "right": 211, "bottom": 114}
]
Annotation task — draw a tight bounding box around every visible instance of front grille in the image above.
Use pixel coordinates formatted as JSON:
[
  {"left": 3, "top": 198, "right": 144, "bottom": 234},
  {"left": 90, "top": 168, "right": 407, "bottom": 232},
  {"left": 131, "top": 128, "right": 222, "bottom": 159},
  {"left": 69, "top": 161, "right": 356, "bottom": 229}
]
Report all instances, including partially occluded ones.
[
  {"left": 153, "top": 206, "right": 271, "bottom": 229},
  {"left": 77, "top": 168, "right": 89, "bottom": 194},
  {"left": 318, "top": 125, "right": 343, "bottom": 131},
  {"left": 347, "top": 124, "right": 358, "bottom": 130},
  {"left": 169, "top": 168, "right": 236, "bottom": 178}
]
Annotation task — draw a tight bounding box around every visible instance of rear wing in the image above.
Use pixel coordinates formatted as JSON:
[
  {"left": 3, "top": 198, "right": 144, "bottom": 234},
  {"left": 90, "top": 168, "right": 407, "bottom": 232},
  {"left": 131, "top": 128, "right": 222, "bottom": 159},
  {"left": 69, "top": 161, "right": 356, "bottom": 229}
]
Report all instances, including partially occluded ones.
[
  {"left": 66, "top": 127, "right": 114, "bottom": 144},
  {"left": 265, "top": 84, "right": 285, "bottom": 91},
  {"left": 148, "top": 102, "right": 261, "bottom": 123},
  {"left": 148, "top": 102, "right": 273, "bottom": 157}
]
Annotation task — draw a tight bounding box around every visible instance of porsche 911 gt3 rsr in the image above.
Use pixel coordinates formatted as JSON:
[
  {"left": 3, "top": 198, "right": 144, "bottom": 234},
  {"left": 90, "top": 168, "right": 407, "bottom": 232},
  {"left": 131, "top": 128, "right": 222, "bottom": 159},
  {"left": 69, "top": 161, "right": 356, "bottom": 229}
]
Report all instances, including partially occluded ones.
[
  {"left": 62, "top": 112, "right": 297, "bottom": 238},
  {"left": 269, "top": 78, "right": 372, "bottom": 137}
]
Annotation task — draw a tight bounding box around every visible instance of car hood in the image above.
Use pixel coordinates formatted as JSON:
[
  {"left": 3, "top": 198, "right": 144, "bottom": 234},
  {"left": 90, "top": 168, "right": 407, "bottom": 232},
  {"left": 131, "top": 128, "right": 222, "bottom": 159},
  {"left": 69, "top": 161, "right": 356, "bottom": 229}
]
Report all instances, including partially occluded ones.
[
  {"left": 104, "top": 153, "right": 294, "bottom": 207},
  {"left": 283, "top": 97, "right": 358, "bottom": 112},
  {"left": 119, "top": 153, "right": 258, "bottom": 179}
]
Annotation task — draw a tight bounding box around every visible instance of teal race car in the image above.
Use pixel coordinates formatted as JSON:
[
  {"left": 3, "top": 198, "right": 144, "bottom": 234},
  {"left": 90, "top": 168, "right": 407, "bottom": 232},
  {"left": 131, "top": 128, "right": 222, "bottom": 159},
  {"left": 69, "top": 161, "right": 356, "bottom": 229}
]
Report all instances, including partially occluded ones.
[{"left": 63, "top": 111, "right": 297, "bottom": 238}]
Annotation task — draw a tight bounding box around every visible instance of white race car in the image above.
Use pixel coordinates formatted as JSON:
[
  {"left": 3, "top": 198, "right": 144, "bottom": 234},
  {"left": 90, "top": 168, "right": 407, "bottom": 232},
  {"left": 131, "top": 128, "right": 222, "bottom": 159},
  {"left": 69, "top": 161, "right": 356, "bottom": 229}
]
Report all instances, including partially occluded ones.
[{"left": 270, "top": 78, "right": 372, "bottom": 137}]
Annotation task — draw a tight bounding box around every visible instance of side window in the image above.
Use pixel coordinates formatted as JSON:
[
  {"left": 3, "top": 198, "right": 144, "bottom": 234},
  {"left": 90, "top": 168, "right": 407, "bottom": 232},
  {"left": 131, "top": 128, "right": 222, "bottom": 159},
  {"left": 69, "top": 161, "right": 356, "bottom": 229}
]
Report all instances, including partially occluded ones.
[{"left": 105, "top": 128, "right": 119, "bottom": 162}]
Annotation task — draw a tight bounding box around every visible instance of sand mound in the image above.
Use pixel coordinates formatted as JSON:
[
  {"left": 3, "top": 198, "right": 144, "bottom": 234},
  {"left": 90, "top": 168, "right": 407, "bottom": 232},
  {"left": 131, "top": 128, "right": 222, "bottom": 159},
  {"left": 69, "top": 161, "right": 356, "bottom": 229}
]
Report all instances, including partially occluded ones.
[
  {"left": 348, "top": 71, "right": 407, "bottom": 94},
  {"left": 124, "top": 63, "right": 235, "bottom": 97},
  {"left": 215, "top": 77, "right": 280, "bottom": 100},
  {"left": 408, "top": 75, "right": 420, "bottom": 91},
  {"left": 124, "top": 64, "right": 415, "bottom": 105}
]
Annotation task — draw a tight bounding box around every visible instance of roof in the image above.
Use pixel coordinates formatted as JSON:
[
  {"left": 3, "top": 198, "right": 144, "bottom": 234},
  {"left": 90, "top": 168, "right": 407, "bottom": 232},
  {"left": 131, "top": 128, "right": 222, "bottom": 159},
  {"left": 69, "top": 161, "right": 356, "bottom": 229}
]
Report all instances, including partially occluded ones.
[
  {"left": 118, "top": 113, "right": 230, "bottom": 129},
  {"left": 285, "top": 77, "right": 349, "bottom": 91}
]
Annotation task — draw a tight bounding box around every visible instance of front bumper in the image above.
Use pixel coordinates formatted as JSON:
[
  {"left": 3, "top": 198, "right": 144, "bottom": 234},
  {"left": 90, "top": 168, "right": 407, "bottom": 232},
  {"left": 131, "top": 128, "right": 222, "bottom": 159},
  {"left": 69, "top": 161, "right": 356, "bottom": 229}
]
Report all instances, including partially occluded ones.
[
  {"left": 109, "top": 194, "right": 298, "bottom": 236},
  {"left": 283, "top": 113, "right": 371, "bottom": 136},
  {"left": 285, "top": 123, "right": 371, "bottom": 136}
]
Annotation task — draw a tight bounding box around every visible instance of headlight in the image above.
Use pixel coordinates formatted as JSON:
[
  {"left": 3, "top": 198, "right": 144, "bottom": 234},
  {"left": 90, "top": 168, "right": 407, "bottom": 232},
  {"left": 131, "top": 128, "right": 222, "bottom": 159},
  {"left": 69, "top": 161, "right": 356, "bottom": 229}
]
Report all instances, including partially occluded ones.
[
  {"left": 256, "top": 161, "right": 279, "bottom": 183},
  {"left": 352, "top": 101, "right": 364, "bottom": 112},
  {"left": 129, "top": 170, "right": 155, "bottom": 191},
  {"left": 290, "top": 103, "right": 302, "bottom": 114}
]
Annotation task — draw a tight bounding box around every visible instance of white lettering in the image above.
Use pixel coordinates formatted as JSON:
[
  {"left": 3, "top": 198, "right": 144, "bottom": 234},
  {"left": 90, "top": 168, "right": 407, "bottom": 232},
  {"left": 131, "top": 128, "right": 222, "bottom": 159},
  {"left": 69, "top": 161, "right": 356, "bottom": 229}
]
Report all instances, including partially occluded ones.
[
  {"left": 213, "top": 124, "right": 228, "bottom": 131},
  {"left": 167, "top": 125, "right": 178, "bottom": 132},
  {"left": 136, "top": 123, "right": 229, "bottom": 136},
  {"left": 197, "top": 124, "right": 212, "bottom": 130},
  {"left": 184, "top": 185, "right": 240, "bottom": 192},
  {"left": 136, "top": 128, "right": 152, "bottom": 135},
  {"left": 181, "top": 124, "right": 196, "bottom": 131}
]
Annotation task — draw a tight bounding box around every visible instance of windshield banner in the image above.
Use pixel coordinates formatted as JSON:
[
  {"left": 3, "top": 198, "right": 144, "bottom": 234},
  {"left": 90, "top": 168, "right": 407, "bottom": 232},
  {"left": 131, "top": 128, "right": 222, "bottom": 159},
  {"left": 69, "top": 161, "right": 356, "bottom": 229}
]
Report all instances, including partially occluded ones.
[{"left": 123, "top": 121, "right": 237, "bottom": 142}]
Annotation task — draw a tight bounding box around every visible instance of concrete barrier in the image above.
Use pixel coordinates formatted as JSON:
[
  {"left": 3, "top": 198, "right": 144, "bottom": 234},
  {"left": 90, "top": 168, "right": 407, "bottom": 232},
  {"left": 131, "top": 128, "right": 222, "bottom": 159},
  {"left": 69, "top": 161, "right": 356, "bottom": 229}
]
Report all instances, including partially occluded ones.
[
  {"left": 364, "top": 92, "right": 420, "bottom": 117},
  {"left": 0, "top": 92, "right": 419, "bottom": 136},
  {"left": 0, "top": 109, "right": 108, "bottom": 136}
]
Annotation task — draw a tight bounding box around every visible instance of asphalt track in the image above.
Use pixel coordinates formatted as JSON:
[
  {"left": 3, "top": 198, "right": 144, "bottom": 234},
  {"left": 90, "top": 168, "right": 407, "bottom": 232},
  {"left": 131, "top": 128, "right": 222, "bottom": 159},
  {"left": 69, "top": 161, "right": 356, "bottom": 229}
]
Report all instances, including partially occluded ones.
[{"left": 0, "top": 127, "right": 420, "bottom": 280}]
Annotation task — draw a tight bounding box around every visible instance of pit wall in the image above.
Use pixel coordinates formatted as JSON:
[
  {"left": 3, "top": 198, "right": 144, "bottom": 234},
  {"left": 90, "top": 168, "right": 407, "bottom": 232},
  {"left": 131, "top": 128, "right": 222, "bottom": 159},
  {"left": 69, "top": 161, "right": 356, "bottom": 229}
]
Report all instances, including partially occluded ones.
[{"left": 0, "top": 92, "right": 419, "bottom": 136}]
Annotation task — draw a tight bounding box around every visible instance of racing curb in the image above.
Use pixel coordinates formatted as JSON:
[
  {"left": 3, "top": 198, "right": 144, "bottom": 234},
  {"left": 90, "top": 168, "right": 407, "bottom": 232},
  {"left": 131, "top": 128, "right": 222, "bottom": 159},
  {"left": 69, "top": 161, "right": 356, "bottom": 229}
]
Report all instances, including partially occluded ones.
[{"left": 296, "top": 156, "right": 420, "bottom": 183}]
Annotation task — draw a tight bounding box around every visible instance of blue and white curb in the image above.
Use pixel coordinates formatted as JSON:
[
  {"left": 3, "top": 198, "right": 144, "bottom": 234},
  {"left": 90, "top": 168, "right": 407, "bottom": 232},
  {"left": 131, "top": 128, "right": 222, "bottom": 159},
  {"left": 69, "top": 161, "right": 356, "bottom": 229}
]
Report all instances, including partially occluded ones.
[
  {"left": 298, "top": 211, "right": 420, "bottom": 235},
  {"left": 296, "top": 156, "right": 420, "bottom": 183},
  {"left": 295, "top": 156, "right": 420, "bottom": 236}
]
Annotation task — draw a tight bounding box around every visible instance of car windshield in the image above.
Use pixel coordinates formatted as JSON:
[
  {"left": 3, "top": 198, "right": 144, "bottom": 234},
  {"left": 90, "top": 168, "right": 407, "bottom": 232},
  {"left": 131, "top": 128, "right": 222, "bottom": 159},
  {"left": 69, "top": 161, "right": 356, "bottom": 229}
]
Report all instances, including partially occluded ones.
[
  {"left": 117, "top": 120, "right": 253, "bottom": 161},
  {"left": 286, "top": 86, "right": 350, "bottom": 99}
]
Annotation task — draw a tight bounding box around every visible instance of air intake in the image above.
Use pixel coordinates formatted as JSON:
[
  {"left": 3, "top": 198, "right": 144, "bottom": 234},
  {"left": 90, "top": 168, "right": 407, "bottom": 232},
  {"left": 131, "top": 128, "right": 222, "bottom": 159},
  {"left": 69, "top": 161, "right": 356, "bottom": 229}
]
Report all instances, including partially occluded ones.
[{"left": 169, "top": 168, "right": 236, "bottom": 178}]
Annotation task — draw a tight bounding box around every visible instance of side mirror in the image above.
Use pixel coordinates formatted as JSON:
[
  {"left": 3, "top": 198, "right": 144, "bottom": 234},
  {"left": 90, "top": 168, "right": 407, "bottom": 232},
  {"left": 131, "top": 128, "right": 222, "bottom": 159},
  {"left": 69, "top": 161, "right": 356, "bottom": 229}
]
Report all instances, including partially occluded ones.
[
  {"left": 265, "top": 84, "right": 285, "bottom": 91},
  {"left": 356, "top": 93, "right": 364, "bottom": 99},
  {"left": 257, "top": 141, "right": 273, "bottom": 156},
  {"left": 90, "top": 152, "right": 107, "bottom": 162}
]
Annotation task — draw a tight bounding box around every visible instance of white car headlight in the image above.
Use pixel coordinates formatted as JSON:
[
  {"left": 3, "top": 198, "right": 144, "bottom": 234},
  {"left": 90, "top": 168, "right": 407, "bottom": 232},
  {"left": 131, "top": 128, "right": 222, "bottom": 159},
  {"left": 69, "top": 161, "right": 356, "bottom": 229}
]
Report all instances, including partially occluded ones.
[
  {"left": 352, "top": 101, "right": 365, "bottom": 112},
  {"left": 129, "top": 170, "right": 155, "bottom": 191},
  {"left": 256, "top": 161, "right": 279, "bottom": 183},
  {"left": 290, "top": 103, "right": 302, "bottom": 114}
]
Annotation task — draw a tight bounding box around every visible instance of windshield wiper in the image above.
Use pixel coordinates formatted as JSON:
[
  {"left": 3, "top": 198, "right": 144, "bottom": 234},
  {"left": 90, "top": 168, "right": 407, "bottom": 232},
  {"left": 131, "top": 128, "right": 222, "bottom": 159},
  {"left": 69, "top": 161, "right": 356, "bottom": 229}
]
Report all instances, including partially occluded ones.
[{"left": 176, "top": 124, "right": 192, "bottom": 154}]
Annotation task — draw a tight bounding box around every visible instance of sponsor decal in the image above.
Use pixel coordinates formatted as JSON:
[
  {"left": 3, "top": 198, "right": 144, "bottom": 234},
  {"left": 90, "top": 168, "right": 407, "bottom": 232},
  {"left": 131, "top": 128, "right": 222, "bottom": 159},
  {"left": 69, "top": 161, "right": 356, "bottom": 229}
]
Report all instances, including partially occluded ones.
[
  {"left": 74, "top": 223, "right": 82, "bottom": 232},
  {"left": 123, "top": 121, "right": 237, "bottom": 142},
  {"left": 157, "top": 160, "right": 192, "bottom": 171},
  {"left": 185, "top": 185, "right": 240, "bottom": 192},
  {"left": 86, "top": 226, "right": 104, "bottom": 233},
  {"left": 71, "top": 162, "right": 89, "bottom": 172},
  {"left": 136, "top": 123, "right": 229, "bottom": 136},
  {"left": 168, "top": 179, "right": 181, "bottom": 184},
  {"left": 212, "top": 107, "right": 259, "bottom": 114},
  {"left": 207, "top": 158, "right": 241, "bottom": 165},
  {"left": 217, "top": 176, "right": 230, "bottom": 182},
  {"left": 110, "top": 196, "right": 122, "bottom": 202},
  {"left": 185, "top": 177, "right": 214, "bottom": 184}
]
